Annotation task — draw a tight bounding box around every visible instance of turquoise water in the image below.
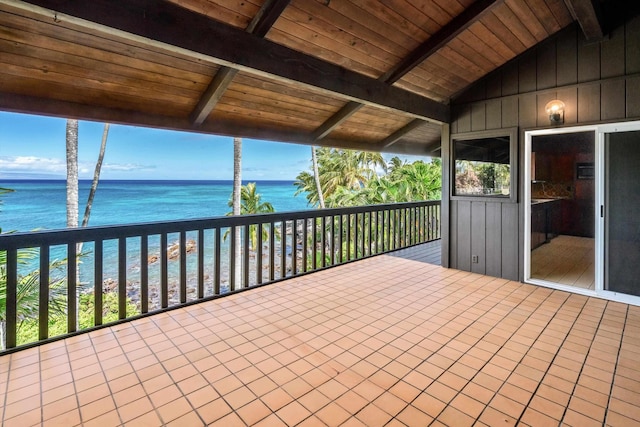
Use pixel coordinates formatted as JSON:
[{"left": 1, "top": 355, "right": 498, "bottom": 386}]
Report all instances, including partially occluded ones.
[
  {"left": 0, "top": 179, "right": 310, "bottom": 232},
  {"left": 1, "top": 180, "right": 310, "bottom": 300}
]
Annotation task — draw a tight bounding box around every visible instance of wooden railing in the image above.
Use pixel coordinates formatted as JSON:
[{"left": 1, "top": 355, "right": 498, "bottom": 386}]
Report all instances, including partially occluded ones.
[{"left": 0, "top": 201, "right": 440, "bottom": 352}]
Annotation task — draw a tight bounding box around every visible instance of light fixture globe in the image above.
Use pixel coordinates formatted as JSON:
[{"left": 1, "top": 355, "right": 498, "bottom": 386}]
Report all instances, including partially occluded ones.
[{"left": 545, "top": 99, "right": 565, "bottom": 124}]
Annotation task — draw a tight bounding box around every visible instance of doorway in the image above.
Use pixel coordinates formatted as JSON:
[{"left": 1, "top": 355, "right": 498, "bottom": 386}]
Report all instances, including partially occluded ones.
[
  {"left": 525, "top": 122, "right": 640, "bottom": 305},
  {"left": 527, "top": 130, "right": 596, "bottom": 291}
]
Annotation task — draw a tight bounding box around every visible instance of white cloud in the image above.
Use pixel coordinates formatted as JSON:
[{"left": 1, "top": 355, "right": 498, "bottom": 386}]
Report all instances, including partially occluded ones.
[
  {"left": 0, "top": 156, "right": 66, "bottom": 173},
  {"left": 0, "top": 156, "right": 154, "bottom": 177},
  {"left": 102, "top": 163, "right": 156, "bottom": 172}
]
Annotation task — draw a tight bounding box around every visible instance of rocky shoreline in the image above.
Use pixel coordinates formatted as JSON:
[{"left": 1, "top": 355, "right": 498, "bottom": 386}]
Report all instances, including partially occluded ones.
[{"left": 96, "top": 236, "right": 304, "bottom": 312}]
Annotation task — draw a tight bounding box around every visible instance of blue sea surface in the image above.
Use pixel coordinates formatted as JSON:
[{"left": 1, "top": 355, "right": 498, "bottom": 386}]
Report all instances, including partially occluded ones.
[{"left": 0, "top": 179, "right": 310, "bottom": 232}]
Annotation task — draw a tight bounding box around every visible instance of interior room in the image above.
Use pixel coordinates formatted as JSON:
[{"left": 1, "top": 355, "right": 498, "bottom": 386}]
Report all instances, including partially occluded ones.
[{"left": 529, "top": 131, "right": 595, "bottom": 289}]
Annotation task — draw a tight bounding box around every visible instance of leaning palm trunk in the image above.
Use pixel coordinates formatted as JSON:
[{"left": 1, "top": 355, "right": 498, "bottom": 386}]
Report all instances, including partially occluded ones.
[
  {"left": 311, "top": 146, "right": 325, "bottom": 209},
  {"left": 82, "top": 123, "right": 109, "bottom": 228},
  {"left": 232, "top": 137, "right": 242, "bottom": 290}
]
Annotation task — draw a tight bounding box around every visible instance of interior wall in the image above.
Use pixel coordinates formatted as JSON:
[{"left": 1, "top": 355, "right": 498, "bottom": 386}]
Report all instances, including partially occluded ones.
[{"left": 446, "top": 16, "right": 640, "bottom": 281}]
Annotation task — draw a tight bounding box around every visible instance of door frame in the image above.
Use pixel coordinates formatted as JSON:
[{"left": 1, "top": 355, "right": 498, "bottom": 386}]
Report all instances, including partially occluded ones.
[
  {"left": 525, "top": 121, "right": 640, "bottom": 306},
  {"left": 523, "top": 125, "right": 599, "bottom": 298}
]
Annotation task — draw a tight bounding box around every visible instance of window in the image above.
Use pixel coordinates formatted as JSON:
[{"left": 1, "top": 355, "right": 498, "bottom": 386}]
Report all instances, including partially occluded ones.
[{"left": 451, "top": 128, "right": 517, "bottom": 202}]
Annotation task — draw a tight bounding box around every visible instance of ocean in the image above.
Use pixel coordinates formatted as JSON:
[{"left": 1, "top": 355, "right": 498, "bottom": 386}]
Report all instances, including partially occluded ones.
[
  {"left": 0, "top": 179, "right": 310, "bottom": 232},
  {"left": 1, "top": 180, "right": 311, "bottom": 301}
]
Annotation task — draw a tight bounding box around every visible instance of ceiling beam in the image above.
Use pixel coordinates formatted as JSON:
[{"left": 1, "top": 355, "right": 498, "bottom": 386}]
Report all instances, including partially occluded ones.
[
  {"left": 377, "top": 120, "right": 426, "bottom": 149},
  {"left": 310, "top": 0, "right": 500, "bottom": 143},
  {"left": 19, "top": 0, "right": 449, "bottom": 123},
  {"left": 381, "top": 0, "right": 503, "bottom": 84},
  {"left": 310, "top": 102, "right": 363, "bottom": 141},
  {"left": 190, "top": 0, "right": 290, "bottom": 125},
  {"left": 564, "top": 0, "right": 604, "bottom": 42}
]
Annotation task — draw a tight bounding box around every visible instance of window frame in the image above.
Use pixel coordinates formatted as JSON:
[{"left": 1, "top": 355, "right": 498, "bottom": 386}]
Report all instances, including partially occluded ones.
[{"left": 450, "top": 127, "right": 518, "bottom": 203}]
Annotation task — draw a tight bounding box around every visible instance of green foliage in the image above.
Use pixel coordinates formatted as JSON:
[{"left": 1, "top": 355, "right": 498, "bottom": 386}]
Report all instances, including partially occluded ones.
[
  {"left": 294, "top": 148, "right": 387, "bottom": 207},
  {"left": 16, "top": 292, "right": 137, "bottom": 345},
  {"left": 225, "top": 182, "right": 278, "bottom": 250},
  {"left": 295, "top": 151, "right": 441, "bottom": 208}
]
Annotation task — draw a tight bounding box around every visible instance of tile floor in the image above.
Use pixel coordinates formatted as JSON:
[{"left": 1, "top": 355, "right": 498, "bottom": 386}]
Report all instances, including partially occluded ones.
[
  {"left": 531, "top": 235, "right": 595, "bottom": 290},
  {"left": 1, "top": 252, "right": 639, "bottom": 426}
]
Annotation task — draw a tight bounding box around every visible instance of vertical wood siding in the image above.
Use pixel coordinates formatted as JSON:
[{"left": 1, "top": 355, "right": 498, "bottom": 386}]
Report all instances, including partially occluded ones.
[{"left": 448, "top": 16, "right": 640, "bottom": 281}]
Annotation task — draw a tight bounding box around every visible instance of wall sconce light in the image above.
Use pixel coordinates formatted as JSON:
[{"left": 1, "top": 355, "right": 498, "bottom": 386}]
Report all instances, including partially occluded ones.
[{"left": 545, "top": 100, "right": 565, "bottom": 124}]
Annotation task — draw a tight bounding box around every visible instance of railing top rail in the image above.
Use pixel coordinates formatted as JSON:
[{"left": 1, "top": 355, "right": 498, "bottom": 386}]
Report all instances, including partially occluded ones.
[{"left": 0, "top": 201, "right": 440, "bottom": 249}]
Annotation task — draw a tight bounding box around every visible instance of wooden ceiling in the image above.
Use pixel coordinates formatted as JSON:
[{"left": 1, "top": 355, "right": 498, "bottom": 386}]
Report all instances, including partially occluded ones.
[{"left": 0, "top": 0, "right": 584, "bottom": 155}]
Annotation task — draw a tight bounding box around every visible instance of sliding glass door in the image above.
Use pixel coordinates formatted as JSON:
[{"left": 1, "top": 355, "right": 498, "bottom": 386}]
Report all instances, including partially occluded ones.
[{"left": 604, "top": 130, "right": 640, "bottom": 297}]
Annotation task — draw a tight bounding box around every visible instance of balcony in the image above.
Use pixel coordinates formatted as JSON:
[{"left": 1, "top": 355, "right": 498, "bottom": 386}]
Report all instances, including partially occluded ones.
[{"left": 1, "top": 202, "right": 639, "bottom": 426}]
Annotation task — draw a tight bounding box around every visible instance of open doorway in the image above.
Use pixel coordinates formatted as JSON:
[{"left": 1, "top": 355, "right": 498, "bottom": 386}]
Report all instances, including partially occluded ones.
[{"left": 526, "top": 130, "right": 596, "bottom": 290}]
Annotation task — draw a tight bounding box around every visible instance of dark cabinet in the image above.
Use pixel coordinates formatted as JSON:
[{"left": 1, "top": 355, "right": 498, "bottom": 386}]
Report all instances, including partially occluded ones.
[{"left": 531, "top": 200, "right": 561, "bottom": 249}]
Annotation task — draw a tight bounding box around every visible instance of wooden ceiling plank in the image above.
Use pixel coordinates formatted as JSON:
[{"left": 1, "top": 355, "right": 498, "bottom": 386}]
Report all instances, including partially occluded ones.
[
  {"left": 320, "top": 0, "right": 422, "bottom": 53},
  {"left": 505, "top": 0, "right": 549, "bottom": 42},
  {"left": 380, "top": 0, "right": 504, "bottom": 84},
  {"left": 310, "top": 0, "right": 500, "bottom": 143},
  {"left": 0, "top": 9, "right": 219, "bottom": 76},
  {"left": 13, "top": 0, "right": 447, "bottom": 122},
  {"left": 277, "top": 4, "right": 404, "bottom": 74},
  {"left": 190, "top": 0, "right": 290, "bottom": 125},
  {"left": 0, "top": 35, "right": 210, "bottom": 93},
  {"left": 563, "top": 0, "right": 604, "bottom": 41},
  {"left": 378, "top": 119, "right": 426, "bottom": 149},
  {"left": 480, "top": 11, "right": 527, "bottom": 53},
  {"left": 526, "top": 0, "right": 562, "bottom": 34},
  {"left": 491, "top": 5, "right": 537, "bottom": 47}
]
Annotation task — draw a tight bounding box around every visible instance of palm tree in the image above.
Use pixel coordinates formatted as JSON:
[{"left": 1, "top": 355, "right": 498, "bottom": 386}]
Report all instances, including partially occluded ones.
[
  {"left": 82, "top": 123, "right": 109, "bottom": 227},
  {"left": 311, "top": 146, "right": 325, "bottom": 209},
  {"left": 224, "top": 183, "right": 276, "bottom": 250},
  {"left": 294, "top": 148, "right": 386, "bottom": 208},
  {"left": 0, "top": 248, "right": 67, "bottom": 349},
  {"left": 66, "top": 119, "right": 79, "bottom": 229},
  {"left": 232, "top": 137, "right": 242, "bottom": 289}
]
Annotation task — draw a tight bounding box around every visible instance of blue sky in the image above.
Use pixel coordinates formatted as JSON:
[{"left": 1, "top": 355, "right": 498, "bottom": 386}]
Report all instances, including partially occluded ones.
[{"left": 0, "top": 112, "right": 426, "bottom": 180}]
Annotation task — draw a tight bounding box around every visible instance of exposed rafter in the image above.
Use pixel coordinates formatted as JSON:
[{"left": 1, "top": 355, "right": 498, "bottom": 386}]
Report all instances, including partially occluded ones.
[
  {"left": 310, "top": 102, "right": 363, "bottom": 141},
  {"left": 564, "top": 0, "right": 604, "bottom": 42},
  {"left": 20, "top": 0, "right": 449, "bottom": 123},
  {"left": 310, "top": 0, "right": 502, "bottom": 144},
  {"left": 377, "top": 120, "right": 425, "bottom": 149},
  {"left": 189, "top": 0, "right": 290, "bottom": 125},
  {"left": 381, "top": 0, "right": 503, "bottom": 85}
]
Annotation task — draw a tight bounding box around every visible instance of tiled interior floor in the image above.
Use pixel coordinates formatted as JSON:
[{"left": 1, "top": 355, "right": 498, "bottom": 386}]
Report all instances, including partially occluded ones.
[
  {"left": 1, "top": 252, "right": 639, "bottom": 426},
  {"left": 531, "top": 235, "right": 595, "bottom": 289}
]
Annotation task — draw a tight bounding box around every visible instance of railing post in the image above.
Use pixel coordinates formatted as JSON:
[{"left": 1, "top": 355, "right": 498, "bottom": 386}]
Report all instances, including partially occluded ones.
[
  {"left": 180, "top": 231, "right": 187, "bottom": 303},
  {"left": 257, "top": 223, "right": 263, "bottom": 285},
  {"left": 244, "top": 225, "right": 250, "bottom": 288},
  {"left": 118, "top": 238, "right": 126, "bottom": 320},
  {"left": 161, "top": 233, "right": 168, "bottom": 308},
  {"left": 95, "top": 240, "right": 104, "bottom": 324},
  {"left": 39, "top": 246, "right": 50, "bottom": 341},
  {"left": 68, "top": 242, "right": 78, "bottom": 332},
  {"left": 214, "top": 228, "right": 221, "bottom": 295},
  {"left": 197, "top": 229, "right": 204, "bottom": 299},
  {"left": 6, "top": 249, "right": 17, "bottom": 349},
  {"left": 269, "top": 222, "right": 275, "bottom": 281}
]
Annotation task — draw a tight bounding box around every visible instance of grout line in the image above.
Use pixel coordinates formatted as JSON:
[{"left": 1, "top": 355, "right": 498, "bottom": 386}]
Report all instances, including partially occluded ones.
[
  {"left": 603, "top": 304, "right": 629, "bottom": 426},
  {"left": 515, "top": 295, "right": 606, "bottom": 425}
]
